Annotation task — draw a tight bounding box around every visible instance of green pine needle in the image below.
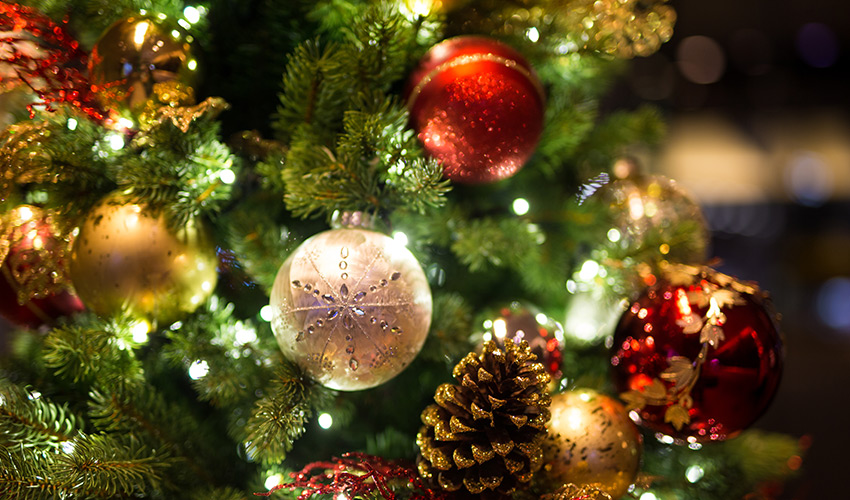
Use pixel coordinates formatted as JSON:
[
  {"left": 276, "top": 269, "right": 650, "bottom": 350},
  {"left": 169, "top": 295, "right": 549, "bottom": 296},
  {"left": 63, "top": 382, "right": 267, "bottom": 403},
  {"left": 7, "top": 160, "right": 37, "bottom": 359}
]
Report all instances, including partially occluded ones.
[
  {"left": 42, "top": 314, "right": 145, "bottom": 392},
  {"left": 243, "top": 362, "right": 335, "bottom": 465},
  {"left": 53, "top": 433, "right": 172, "bottom": 498},
  {"left": 0, "top": 380, "right": 81, "bottom": 451}
]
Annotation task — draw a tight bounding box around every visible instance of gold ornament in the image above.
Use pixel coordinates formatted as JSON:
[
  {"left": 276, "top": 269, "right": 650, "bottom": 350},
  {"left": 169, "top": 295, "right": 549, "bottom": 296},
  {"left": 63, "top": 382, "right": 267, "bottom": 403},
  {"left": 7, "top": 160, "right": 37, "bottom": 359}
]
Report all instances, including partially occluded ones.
[
  {"left": 543, "top": 389, "right": 642, "bottom": 499},
  {"left": 270, "top": 225, "right": 432, "bottom": 391},
  {"left": 417, "top": 340, "right": 551, "bottom": 498},
  {"left": 69, "top": 192, "right": 218, "bottom": 325},
  {"left": 88, "top": 15, "right": 199, "bottom": 117}
]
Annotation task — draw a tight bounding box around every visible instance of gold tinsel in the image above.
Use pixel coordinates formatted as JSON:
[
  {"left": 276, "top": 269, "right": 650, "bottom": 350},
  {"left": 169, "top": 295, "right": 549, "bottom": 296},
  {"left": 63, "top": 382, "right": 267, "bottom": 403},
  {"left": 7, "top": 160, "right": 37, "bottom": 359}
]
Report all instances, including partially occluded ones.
[
  {"left": 558, "top": 0, "right": 676, "bottom": 58},
  {"left": 137, "top": 81, "right": 229, "bottom": 134},
  {"left": 0, "top": 121, "right": 60, "bottom": 202},
  {"left": 417, "top": 340, "right": 551, "bottom": 498}
]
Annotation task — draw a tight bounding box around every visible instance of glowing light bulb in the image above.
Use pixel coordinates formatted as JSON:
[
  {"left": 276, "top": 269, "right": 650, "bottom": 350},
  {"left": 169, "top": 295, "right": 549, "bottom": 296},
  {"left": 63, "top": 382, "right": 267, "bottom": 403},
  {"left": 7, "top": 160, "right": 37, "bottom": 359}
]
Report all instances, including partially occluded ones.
[
  {"left": 260, "top": 305, "right": 274, "bottom": 322},
  {"left": 512, "top": 198, "right": 530, "bottom": 215},
  {"left": 133, "top": 21, "right": 150, "bottom": 47},
  {"left": 183, "top": 6, "right": 201, "bottom": 23},
  {"left": 188, "top": 360, "right": 209, "bottom": 380},
  {"left": 392, "top": 231, "right": 409, "bottom": 246},
  {"left": 131, "top": 320, "right": 151, "bottom": 343},
  {"left": 318, "top": 412, "right": 333, "bottom": 429}
]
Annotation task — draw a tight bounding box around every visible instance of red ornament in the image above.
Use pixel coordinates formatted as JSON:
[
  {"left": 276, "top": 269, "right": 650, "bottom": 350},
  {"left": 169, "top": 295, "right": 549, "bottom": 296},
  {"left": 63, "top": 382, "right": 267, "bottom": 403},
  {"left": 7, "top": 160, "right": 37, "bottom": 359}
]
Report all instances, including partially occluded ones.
[
  {"left": 0, "top": 206, "right": 84, "bottom": 329},
  {"left": 610, "top": 265, "right": 783, "bottom": 443},
  {"left": 405, "top": 36, "right": 544, "bottom": 183}
]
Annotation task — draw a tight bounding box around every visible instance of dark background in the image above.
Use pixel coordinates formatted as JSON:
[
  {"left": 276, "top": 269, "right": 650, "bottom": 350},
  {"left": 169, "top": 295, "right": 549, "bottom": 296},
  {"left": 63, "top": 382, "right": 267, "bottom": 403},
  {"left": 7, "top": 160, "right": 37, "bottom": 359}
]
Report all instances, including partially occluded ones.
[{"left": 610, "top": 1, "right": 850, "bottom": 498}]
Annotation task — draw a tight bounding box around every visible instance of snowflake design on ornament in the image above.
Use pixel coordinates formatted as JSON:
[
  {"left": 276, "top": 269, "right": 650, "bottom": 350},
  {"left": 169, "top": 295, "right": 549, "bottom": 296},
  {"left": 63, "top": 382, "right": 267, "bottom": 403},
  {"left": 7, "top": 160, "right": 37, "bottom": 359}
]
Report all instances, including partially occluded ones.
[{"left": 283, "top": 244, "right": 411, "bottom": 374}]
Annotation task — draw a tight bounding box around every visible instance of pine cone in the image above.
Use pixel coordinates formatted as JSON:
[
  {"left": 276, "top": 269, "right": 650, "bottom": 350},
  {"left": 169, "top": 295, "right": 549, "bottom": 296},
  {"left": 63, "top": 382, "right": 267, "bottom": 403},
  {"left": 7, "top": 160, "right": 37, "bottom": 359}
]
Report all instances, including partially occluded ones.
[{"left": 417, "top": 340, "right": 551, "bottom": 499}]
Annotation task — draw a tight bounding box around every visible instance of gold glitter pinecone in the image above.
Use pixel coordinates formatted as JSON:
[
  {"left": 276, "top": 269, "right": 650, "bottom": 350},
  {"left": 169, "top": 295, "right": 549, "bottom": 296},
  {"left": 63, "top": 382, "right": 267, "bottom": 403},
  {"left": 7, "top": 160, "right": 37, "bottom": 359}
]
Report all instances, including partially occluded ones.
[{"left": 417, "top": 340, "right": 551, "bottom": 499}]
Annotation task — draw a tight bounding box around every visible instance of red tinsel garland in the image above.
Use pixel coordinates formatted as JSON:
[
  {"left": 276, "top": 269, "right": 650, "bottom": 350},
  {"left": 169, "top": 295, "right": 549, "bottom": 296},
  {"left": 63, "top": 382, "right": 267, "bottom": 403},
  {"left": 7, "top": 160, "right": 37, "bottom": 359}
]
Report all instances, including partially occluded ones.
[
  {"left": 256, "top": 452, "right": 448, "bottom": 500},
  {"left": 0, "top": 2, "right": 105, "bottom": 122}
]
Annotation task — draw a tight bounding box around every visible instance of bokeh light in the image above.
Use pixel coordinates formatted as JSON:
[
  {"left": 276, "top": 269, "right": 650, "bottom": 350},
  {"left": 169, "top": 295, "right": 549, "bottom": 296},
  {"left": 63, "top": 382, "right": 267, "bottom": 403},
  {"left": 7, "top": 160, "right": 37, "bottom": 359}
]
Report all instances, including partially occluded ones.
[
  {"left": 796, "top": 23, "right": 839, "bottom": 68},
  {"left": 677, "top": 36, "right": 726, "bottom": 84}
]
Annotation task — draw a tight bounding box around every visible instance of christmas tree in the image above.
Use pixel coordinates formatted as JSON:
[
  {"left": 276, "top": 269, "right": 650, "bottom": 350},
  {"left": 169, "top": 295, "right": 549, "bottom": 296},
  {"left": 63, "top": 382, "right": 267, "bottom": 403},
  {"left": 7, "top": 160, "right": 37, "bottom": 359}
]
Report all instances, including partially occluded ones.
[{"left": 0, "top": 1, "right": 804, "bottom": 499}]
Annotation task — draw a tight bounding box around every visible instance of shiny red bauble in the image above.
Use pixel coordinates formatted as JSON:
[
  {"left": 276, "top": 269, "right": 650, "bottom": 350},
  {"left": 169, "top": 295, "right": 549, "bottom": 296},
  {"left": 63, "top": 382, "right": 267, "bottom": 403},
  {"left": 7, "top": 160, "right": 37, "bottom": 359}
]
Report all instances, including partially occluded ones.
[
  {"left": 610, "top": 265, "right": 783, "bottom": 443},
  {"left": 0, "top": 206, "right": 84, "bottom": 329},
  {"left": 405, "top": 36, "right": 544, "bottom": 183}
]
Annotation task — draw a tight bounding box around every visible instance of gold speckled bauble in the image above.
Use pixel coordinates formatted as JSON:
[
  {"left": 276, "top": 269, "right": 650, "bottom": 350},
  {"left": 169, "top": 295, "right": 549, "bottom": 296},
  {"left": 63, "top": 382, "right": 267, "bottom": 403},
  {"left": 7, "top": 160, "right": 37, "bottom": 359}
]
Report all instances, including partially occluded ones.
[
  {"left": 543, "top": 389, "right": 642, "bottom": 499},
  {"left": 592, "top": 170, "right": 709, "bottom": 267},
  {"left": 69, "top": 193, "right": 217, "bottom": 325},
  {"left": 88, "top": 15, "right": 199, "bottom": 116},
  {"left": 270, "top": 227, "right": 432, "bottom": 391}
]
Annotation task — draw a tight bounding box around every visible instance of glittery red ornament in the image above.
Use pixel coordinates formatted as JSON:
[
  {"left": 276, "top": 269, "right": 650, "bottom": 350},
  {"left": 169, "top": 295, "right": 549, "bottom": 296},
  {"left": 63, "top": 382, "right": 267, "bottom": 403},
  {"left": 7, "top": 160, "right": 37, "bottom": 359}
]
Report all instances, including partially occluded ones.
[
  {"left": 406, "top": 36, "right": 544, "bottom": 183},
  {"left": 0, "top": 206, "right": 84, "bottom": 329},
  {"left": 610, "top": 265, "right": 783, "bottom": 443}
]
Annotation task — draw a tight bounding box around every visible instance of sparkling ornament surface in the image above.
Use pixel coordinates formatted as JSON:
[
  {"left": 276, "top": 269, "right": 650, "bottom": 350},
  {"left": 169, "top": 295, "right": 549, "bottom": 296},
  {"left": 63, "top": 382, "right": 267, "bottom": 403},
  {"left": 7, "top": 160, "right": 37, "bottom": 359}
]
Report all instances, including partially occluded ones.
[
  {"left": 88, "top": 15, "right": 198, "bottom": 116},
  {"left": 69, "top": 193, "right": 218, "bottom": 325},
  {"left": 543, "top": 389, "right": 642, "bottom": 500},
  {"left": 270, "top": 228, "right": 432, "bottom": 391},
  {"left": 610, "top": 264, "right": 784, "bottom": 443},
  {"left": 481, "top": 302, "right": 564, "bottom": 379},
  {"left": 406, "top": 36, "right": 544, "bottom": 183},
  {"left": 0, "top": 206, "right": 84, "bottom": 328}
]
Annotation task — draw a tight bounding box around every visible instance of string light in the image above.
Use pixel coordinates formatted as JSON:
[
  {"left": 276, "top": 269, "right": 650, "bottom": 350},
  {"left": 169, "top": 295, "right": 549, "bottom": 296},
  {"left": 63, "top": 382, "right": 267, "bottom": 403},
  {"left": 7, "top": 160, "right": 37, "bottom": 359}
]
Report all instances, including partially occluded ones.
[
  {"left": 318, "top": 412, "right": 333, "bottom": 429},
  {"left": 188, "top": 360, "right": 210, "bottom": 380},
  {"left": 259, "top": 305, "right": 274, "bottom": 322},
  {"left": 392, "top": 231, "right": 409, "bottom": 246},
  {"left": 264, "top": 473, "right": 284, "bottom": 490},
  {"left": 183, "top": 6, "right": 202, "bottom": 24},
  {"left": 512, "top": 198, "right": 530, "bottom": 215},
  {"left": 686, "top": 464, "right": 705, "bottom": 483},
  {"left": 131, "top": 320, "right": 151, "bottom": 343}
]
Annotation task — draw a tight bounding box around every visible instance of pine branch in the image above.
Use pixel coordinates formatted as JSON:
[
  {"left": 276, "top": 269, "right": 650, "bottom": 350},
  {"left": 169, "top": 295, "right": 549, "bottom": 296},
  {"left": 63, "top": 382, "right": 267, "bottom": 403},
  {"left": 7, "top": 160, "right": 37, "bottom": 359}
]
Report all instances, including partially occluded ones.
[
  {"left": 273, "top": 40, "right": 350, "bottom": 144},
  {"left": 419, "top": 292, "right": 475, "bottom": 362},
  {"left": 0, "top": 379, "right": 81, "bottom": 450},
  {"left": 0, "top": 114, "right": 115, "bottom": 230},
  {"left": 87, "top": 386, "right": 220, "bottom": 488},
  {"left": 450, "top": 216, "right": 543, "bottom": 272},
  {"left": 42, "top": 314, "right": 146, "bottom": 392},
  {"left": 344, "top": 1, "right": 416, "bottom": 91},
  {"left": 162, "top": 299, "right": 276, "bottom": 409},
  {"left": 243, "top": 362, "right": 335, "bottom": 465},
  {"left": 280, "top": 93, "right": 449, "bottom": 218},
  {"left": 188, "top": 486, "right": 253, "bottom": 500},
  {"left": 117, "top": 114, "right": 239, "bottom": 227},
  {"left": 0, "top": 446, "right": 66, "bottom": 500},
  {"left": 53, "top": 433, "right": 173, "bottom": 498},
  {"left": 574, "top": 105, "right": 667, "bottom": 173}
]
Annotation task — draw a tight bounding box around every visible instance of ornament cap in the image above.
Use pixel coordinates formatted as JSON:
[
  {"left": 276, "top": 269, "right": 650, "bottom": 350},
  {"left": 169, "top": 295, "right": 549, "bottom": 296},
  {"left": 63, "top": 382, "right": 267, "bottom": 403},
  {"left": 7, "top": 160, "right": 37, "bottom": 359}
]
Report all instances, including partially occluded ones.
[{"left": 330, "top": 210, "right": 376, "bottom": 230}]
